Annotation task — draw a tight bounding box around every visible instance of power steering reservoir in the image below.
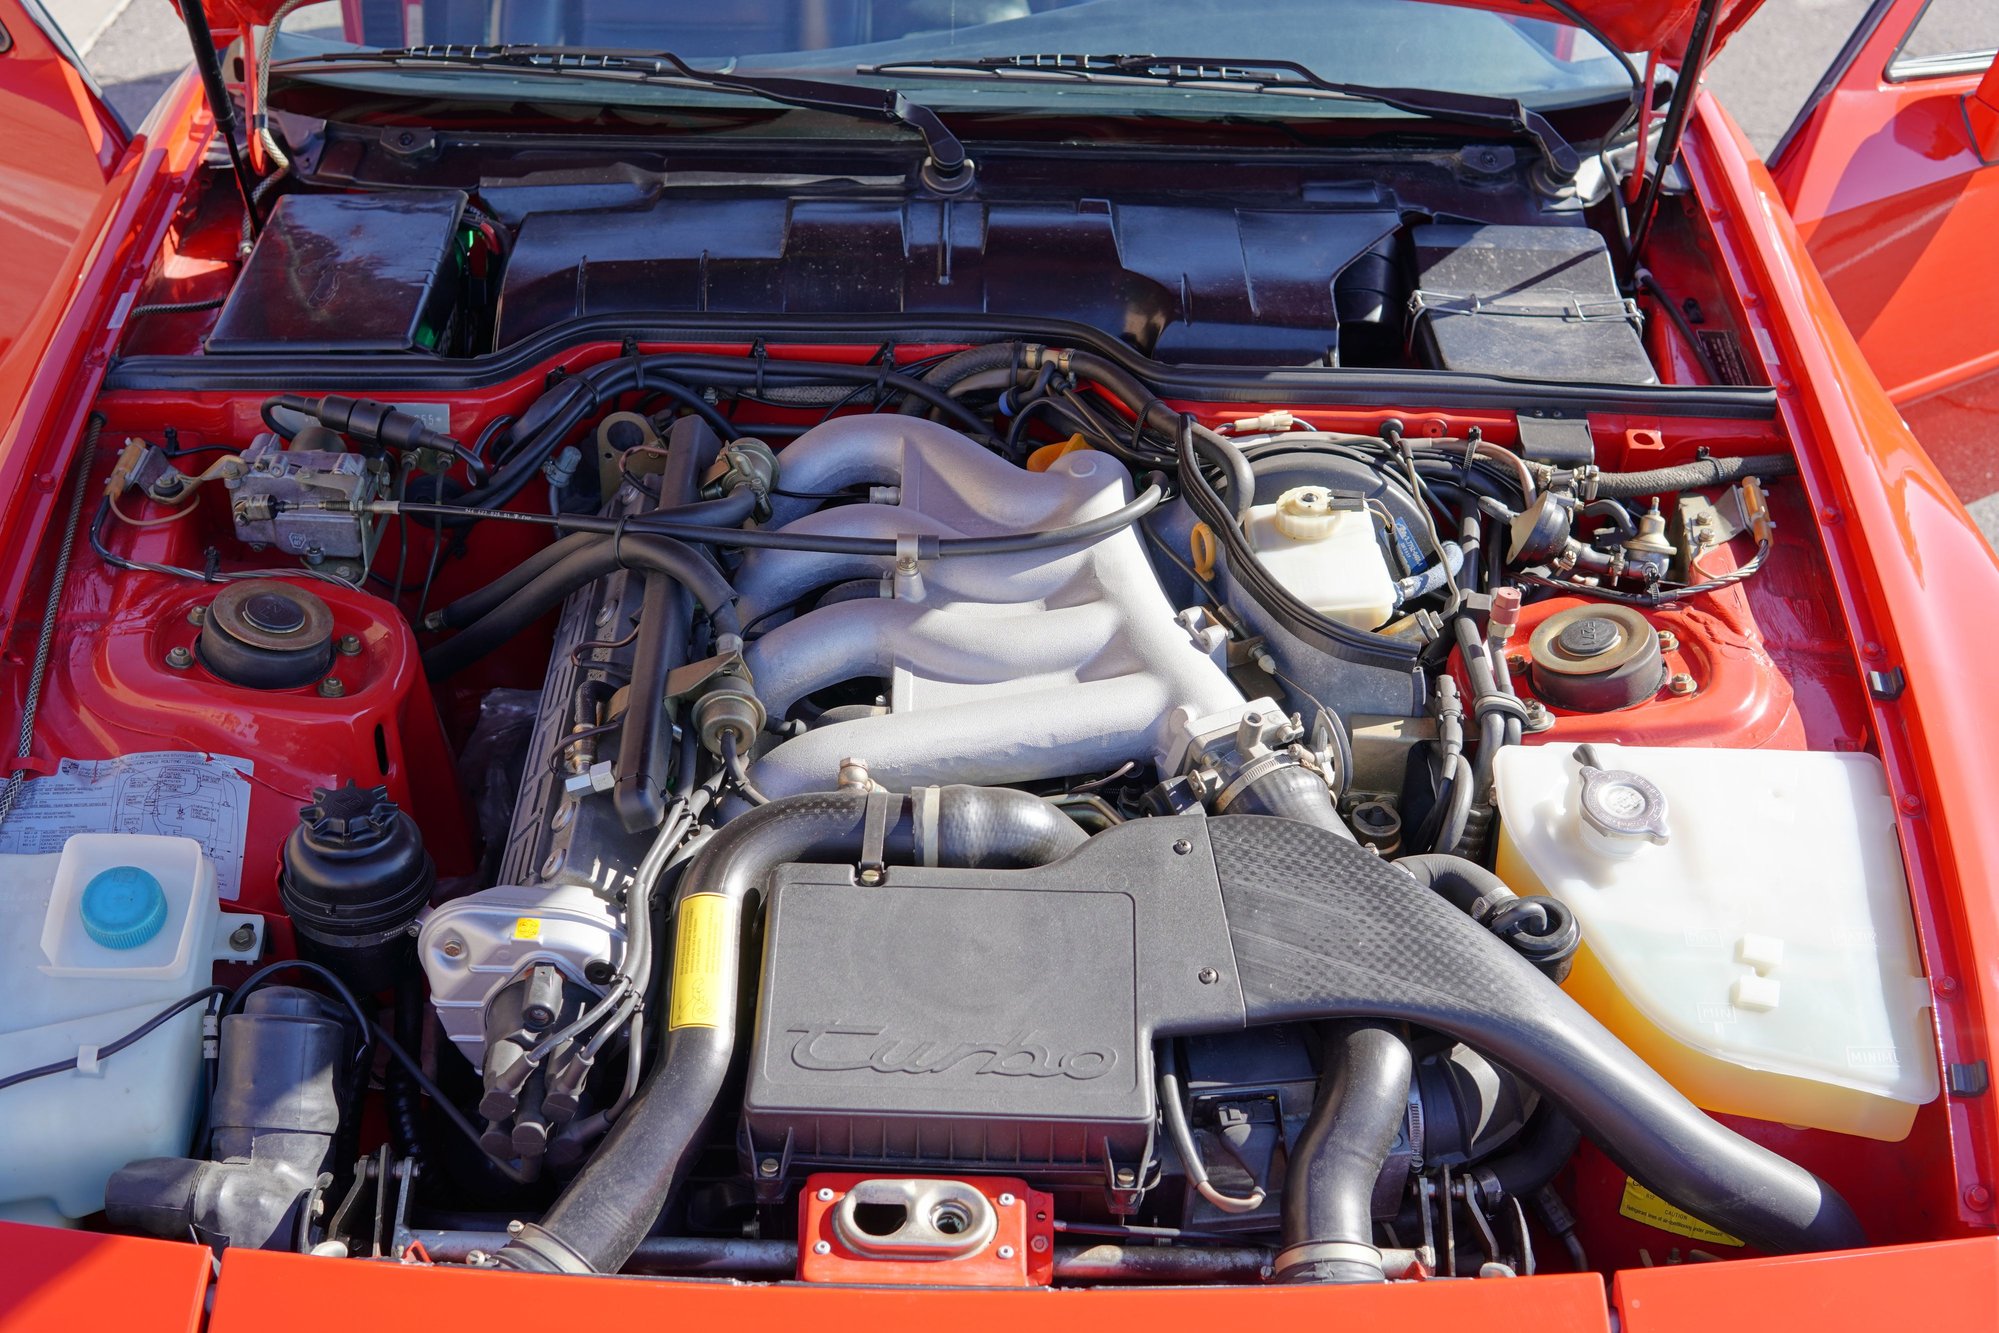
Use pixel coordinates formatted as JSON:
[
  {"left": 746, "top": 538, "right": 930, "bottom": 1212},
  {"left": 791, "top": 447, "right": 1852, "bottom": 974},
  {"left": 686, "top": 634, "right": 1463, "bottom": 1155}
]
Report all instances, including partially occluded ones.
[{"left": 1493, "top": 743, "right": 1937, "bottom": 1141}]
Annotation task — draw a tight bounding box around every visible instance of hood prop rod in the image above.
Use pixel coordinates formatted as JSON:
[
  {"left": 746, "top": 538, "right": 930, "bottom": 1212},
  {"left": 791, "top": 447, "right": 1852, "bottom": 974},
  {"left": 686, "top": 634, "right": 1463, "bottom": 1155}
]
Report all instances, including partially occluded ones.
[
  {"left": 178, "top": 0, "right": 264, "bottom": 239},
  {"left": 1628, "top": 0, "right": 1723, "bottom": 262}
]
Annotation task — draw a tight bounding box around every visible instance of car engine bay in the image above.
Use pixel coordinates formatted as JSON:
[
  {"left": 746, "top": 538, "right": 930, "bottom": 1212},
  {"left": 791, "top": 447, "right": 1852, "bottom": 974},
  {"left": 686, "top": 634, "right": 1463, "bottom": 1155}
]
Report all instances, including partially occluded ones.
[{"left": 0, "top": 117, "right": 1956, "bottom": 1291}]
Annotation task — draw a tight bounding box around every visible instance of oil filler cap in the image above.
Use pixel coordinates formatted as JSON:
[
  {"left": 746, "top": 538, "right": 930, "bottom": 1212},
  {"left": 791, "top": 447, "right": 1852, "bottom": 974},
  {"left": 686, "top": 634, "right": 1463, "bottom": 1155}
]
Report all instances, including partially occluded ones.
[{"left": 80, "top": 866, "right": 169, "bottom": 950}]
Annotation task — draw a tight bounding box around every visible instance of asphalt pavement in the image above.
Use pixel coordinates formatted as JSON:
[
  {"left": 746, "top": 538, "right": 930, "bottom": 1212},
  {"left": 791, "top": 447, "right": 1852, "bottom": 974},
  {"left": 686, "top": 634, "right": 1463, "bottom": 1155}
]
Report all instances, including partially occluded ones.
[{"left": 32, "top": 1, "right": 1999, "bottom": 542}]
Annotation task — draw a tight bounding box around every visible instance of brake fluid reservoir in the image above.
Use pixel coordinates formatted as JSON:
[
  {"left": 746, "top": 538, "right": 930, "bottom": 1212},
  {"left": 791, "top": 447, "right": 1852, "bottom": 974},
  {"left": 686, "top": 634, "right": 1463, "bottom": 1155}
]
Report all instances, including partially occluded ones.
[
  {"left": 1238, "top": 486, "right": 1396, "bottom": 630},
  {"left": 1493, "top": 744, "right": 1936, "bottom": 1141},
  {"left": 0, "top": 835, "right": 249, "bottom": 1224}
]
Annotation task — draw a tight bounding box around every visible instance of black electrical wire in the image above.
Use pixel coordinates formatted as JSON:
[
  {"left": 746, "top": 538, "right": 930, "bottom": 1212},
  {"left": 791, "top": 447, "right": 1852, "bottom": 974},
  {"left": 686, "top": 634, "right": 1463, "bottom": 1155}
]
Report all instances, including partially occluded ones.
[
  {"left": 129, "top": 294, "right": 229, "bottom": 318},
  {"left": 719, "top": 731, "right": 770, "bottom": 806},
  {"left": 0, "top": 988, "right": 229, "bottom": 1092},
  {"left": 1636, "top": 271, "right": 1724, "bottom": 385}
]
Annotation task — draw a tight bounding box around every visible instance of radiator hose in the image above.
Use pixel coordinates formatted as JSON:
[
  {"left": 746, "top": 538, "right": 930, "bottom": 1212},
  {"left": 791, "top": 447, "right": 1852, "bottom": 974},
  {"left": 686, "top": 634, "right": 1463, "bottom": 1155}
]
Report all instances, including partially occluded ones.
[{"left": 493, "top": 787, "right": 1086, "bottom": 1276}]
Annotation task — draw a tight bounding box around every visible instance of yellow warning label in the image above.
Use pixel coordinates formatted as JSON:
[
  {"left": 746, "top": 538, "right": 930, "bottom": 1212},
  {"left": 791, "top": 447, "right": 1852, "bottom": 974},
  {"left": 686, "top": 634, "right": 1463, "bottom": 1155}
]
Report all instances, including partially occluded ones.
[
  {"left": 511, "top": 918, "right": 541, "bottom": 941},
  {"left": 667, "top": 894, "right": 737, "bottom": 1030},
  {"left": 1618, "top": 1178, "right": 1745, "bottom": 1247}
]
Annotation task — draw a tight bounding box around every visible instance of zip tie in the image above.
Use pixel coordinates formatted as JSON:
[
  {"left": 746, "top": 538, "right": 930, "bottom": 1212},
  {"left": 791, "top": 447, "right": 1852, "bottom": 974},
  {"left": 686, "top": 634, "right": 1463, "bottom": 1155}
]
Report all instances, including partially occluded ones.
[{"left": 76, "top": 1045, "right": 103, "bottom": 1077}]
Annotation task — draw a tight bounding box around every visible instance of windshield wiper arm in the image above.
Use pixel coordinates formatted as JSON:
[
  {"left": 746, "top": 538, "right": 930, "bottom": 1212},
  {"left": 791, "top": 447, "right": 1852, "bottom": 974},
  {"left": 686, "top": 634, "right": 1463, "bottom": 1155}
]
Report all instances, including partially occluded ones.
[
  {"left": 863, "top": 53, "right": 1579, "bottom": 178},
  {"left": 283, "top": 45, "right": 976, "bottom": 191}
]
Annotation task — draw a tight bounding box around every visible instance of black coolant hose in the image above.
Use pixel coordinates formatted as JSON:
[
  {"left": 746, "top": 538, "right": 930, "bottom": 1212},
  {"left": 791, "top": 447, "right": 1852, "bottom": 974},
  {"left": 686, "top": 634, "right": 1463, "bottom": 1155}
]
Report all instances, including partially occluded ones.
[
  {"left": 432, "top": 490, "right": 758, "bottom": 631},
  {"left": 1278, "top": 1022, "right": 1414, "bottom": 1284},
  {"left": 1474, "top": 1106, "right": 1584, "bottom": 1203},
  {"left": 422, "top": 535, "right": 740, "bottom": 678},
  {"left": 493, "top": 787, "right": 1087, "bottom": 1276},
  {"left": 1393, "top": 854, "right": 1579, "bottom": 982},
  {"left": 1591, "top": 454, "right": 1795, "bottom": 499}
]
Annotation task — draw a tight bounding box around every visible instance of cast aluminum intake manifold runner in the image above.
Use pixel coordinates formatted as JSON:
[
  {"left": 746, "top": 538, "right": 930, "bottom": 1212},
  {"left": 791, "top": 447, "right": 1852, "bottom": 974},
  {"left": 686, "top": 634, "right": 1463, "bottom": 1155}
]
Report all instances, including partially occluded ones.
[{"left": 737, "top": 415, "right": 1250, "bottom": 797}]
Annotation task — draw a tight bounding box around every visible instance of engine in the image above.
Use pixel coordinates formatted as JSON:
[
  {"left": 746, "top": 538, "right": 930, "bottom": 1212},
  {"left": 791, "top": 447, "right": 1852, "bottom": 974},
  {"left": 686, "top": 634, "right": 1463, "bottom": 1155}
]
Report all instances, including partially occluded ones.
[{"left": 8, "top": 294, "right": 1932, "bottom": 1287}]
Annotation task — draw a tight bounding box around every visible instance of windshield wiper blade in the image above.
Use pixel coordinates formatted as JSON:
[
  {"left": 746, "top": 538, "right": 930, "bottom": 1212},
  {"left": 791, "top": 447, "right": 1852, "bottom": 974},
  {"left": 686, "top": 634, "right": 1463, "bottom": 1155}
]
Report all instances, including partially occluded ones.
[
  {"left": 283, "top": 44, "right": 975, "bottom": 191},
  {"left": 863, "top": 52, "right": 1580, "bottom": 178}
]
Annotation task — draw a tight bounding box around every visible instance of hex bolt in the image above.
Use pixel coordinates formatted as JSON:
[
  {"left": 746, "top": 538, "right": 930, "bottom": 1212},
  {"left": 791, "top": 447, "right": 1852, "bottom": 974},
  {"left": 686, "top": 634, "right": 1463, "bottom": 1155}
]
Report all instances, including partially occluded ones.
[
  {"left": 440, "top": 938, "right": 465, "bottom": 959},
  {"left": 336, "top": 633, "right": 362, "bottom": 657},
  {"left": 166, "top": 645, "right": 194, "bottom": 670},
  {"left": 1667, "top": 673, "right": 1697, "bottom": 696},
  {"left": 1197, "top": 967, "right": 1220, "bottom": 985},
  {"left": 1029, "top": 1235, "right": 1050, "bottom": 1254},
  {"left": 997, "top": 1245, "right": 1016, "bottom": 1260},
  {"left": 228, "top": 923, "right": 258, "bottom": 952},
  {"left": 1657, "top": 630, "right": 1681, "bottom": 653},
  {"left": 317, "top": 677, "right": 345, "bottom": 698},
  {"left": 816, "top": 1188, "right": 836, "bottom": 1202},
  {"left": 813, "top": 1240, "right": 832, "bottom": 1255},
  {"left": 1172, "top": 839, "right": 1192, "bottom": 855},
  {"left": 186, "top": 606, "right": 207, "bottom": 626}
]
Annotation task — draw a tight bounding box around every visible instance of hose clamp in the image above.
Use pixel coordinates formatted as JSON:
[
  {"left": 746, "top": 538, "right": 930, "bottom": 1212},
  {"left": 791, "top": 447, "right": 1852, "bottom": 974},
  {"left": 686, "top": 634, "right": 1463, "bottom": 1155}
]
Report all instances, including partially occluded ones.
[{"left": 1272, "top": 1239, "right": 1383, "bottom": 1278}]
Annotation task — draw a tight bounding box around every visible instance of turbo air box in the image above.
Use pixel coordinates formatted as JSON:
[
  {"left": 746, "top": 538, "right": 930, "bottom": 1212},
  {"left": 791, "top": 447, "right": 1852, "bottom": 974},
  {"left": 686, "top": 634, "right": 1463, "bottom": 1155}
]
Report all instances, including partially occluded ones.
[{"left": 742, "top": 829, "right": 1242, "bottom": 1181}]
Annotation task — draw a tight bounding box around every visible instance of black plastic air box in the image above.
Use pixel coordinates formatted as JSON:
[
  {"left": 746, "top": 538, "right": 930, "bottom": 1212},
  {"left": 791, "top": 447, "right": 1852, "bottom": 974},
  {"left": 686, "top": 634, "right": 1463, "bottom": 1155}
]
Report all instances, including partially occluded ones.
[
  {"left": 1410, "top": 223, "right": 1656, "bottom": 384},
  {"left": 208, "top": 191, "right": 466, "bottom": 354},
  {"left": 742, "top": 828, "right": 1242, "bottom": 1185}
]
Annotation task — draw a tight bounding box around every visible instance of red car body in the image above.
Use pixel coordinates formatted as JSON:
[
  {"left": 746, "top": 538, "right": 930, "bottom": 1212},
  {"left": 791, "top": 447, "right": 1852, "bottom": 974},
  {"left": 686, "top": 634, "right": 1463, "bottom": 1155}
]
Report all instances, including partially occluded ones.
[{"left": 2, "top": 1, "right": 1997, "bottom": 1328}]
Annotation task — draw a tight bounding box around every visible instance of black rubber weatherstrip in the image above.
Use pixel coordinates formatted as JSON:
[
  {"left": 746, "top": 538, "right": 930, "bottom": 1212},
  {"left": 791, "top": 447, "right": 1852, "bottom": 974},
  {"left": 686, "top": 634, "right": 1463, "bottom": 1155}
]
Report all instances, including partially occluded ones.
[{"left": 102, "top": 313, "right": 1780, "bottom": 420}]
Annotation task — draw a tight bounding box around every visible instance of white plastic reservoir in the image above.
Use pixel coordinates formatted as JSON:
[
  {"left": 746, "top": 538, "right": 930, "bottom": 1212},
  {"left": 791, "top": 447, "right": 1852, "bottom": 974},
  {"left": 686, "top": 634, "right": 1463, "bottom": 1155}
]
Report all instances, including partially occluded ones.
[
  {"left": 1239, "top": 486, "right": 1397, "bottom": 630},
  {"left": 1494, "top": 744, "right": 1937, "bottom": 1141},
  {"left": 0, "top": 835, "right": 250, "bottom": 1225}
]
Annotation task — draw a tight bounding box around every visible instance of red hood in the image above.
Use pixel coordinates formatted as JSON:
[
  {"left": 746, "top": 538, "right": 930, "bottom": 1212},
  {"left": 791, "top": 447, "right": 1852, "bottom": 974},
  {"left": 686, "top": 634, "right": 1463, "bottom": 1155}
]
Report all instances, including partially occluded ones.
[{"left": 182, "top": 0, "right": 1761, "bottom": 62}]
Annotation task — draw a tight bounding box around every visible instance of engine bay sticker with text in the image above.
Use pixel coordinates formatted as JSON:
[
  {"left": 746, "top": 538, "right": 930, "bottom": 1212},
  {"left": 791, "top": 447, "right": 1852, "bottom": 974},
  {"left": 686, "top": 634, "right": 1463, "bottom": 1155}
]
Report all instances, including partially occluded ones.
[
  {"left": 668, "top": 894, "right": 737, "bottom": 1030},
  {"left": 1618, "top": 1178, "right": 1745, "bottom": 1247},
  {"left": 0, "top": 752, "right": 253, "bottom": 900}
]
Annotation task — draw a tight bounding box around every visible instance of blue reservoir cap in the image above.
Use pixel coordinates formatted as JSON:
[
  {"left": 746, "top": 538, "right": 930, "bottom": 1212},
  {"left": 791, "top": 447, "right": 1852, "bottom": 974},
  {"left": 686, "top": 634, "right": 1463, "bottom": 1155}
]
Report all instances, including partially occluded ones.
[{"left": 80, "top": 866, "right": 169, "bottom": 950}]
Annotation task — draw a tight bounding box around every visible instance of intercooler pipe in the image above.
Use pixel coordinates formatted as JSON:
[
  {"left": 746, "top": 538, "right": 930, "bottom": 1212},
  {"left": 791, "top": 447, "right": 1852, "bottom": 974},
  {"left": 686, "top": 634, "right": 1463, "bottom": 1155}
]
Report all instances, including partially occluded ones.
[
  {"left": 493, "top": 787, "right": 1087, "bottom": 1276},
  {"left": 1225, "top": 762, "right": 1353, "bottom": 839},
  {"left": 422, "top": 533, "right": 741, "bottom": 678},
  {"left": 1277, "top": 1022, "right": 1414, "bottom": 1284}
]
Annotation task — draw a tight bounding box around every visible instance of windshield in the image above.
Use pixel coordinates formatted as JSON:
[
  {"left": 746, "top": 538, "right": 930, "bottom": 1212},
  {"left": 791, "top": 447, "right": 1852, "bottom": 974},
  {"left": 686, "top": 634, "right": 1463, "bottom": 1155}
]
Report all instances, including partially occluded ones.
[{"left": 282, "top": 0, "right": 1634, "bottom": 111}]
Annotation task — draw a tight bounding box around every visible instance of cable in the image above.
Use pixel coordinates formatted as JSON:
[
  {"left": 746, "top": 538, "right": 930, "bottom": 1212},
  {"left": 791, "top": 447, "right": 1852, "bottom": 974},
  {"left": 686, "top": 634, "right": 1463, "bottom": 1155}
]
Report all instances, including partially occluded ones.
[
  {"left": 0, "top": 988, "right": 229, "bottom": 1092},
  {"left": 1636, "top": 271, "right": 1724, "bottom": 385},
  {"left": 129, "top": 294, "right": 229, "bottom": 318},
  {"left": 380, "top": 482, "right": 1165, "bottom": 560},
  {"left": 719, "top": 731, "right": 770, "bottom": 806},
  {"left": 1, "top": 415, "right": 97, "bottom": 827},
  {"left": 1159, "top": 1043, "right": 1266, "bottom": 1213}
]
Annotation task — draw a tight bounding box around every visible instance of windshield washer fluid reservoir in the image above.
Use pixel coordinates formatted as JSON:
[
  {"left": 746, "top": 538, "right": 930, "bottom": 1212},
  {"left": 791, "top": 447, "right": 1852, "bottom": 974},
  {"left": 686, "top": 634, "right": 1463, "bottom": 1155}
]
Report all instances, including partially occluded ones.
[
  {"left": 0, "top": 835, "right": 256, "bottom": 1225},
  {"left": 1238, "top": 486, "right": 1396, "bottom": 630},
  {"left": 1493, "top": 744, "right": 1936, "bottom": 1141}
]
